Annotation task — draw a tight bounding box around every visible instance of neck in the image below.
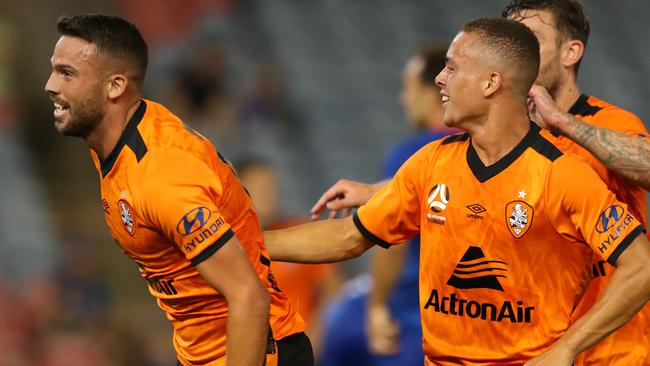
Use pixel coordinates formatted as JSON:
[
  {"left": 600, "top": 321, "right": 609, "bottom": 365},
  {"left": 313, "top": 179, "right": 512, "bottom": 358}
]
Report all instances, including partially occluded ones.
[
  {"left": 465, "top": 103, "right": 531, "bottom": 166},
  {"left": 553, "top": 76, "right": 582, "bottom": 113},
  {"left": 85, "top": 97, "right": 142, "bottom": 161}
]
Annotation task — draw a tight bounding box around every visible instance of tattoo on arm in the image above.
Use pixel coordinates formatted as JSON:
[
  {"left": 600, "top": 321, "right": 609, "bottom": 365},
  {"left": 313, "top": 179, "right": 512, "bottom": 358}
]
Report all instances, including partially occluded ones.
[{"left": 566, "top": 116, "right": 650, "bottom": 190}]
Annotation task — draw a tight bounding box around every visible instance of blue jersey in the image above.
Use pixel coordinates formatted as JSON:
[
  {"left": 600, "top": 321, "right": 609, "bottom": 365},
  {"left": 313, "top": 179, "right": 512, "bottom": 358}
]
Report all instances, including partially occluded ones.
[{"left": 382, "top": 130, "right": 448, "bottom": 330}]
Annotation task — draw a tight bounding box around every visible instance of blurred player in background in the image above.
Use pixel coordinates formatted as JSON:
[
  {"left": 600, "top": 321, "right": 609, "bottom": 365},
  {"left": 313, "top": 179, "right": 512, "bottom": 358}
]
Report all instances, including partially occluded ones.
[
  {"left": 502, "top": 1, "right": 650, "bottom": 364},
  {"left": 44, "top": 14, "right": 311, "bottom": 366},
  {"left": 235, "top": 156, "right": 340, "bottom": 357},
  {"left": 265, "top": 17, "right": 650, "bottom": 365},
  {"left": 318, "top": 45, "right": 452, "bottom": 366}
]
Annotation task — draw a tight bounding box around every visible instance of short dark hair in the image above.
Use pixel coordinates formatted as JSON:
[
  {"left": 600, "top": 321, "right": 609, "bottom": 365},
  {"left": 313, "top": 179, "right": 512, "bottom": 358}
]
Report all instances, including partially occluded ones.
[
  {"left": 418, "top": 44, "right": 448, "bottom": 87},
  {"left": 502, "top": 0, "right": 590, "bottom": 74},
  {"left": 462, "top": 17, "right": 540, "bottom": 96},
  {"left": 57, "top": 14, "right": 148, "bottom": 85}
]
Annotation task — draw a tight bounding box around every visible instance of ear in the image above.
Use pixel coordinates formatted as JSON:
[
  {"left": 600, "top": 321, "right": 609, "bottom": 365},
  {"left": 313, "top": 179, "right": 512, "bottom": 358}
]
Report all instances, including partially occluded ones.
[
  {"left": 484, "top": 72, "right": 501, "bottom": 97},
  {"left": 562, "top": 39, "right": 584, "bottom": 70},
  {"left": 107, "top": 73, "right": 128, "bottom": 100}
]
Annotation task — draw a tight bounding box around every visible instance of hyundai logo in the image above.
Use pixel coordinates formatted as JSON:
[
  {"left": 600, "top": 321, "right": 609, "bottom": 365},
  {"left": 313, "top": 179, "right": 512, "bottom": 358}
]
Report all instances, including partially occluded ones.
[
  {"left": 176, "top": 206, "right": 212, "bottom": 236},
  {"left": 596, "top": 205, "right": 625, "bottom": 233}
]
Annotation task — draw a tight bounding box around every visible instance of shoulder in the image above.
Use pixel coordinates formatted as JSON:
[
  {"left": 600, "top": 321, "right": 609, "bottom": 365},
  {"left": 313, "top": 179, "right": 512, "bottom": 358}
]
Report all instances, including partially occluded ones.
[{"left": 576, "top": 95, "right": 647, "bottom": 134}]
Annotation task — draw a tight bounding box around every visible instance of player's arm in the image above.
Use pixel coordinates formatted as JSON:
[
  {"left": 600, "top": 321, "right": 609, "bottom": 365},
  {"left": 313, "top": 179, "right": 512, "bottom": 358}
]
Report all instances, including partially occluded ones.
[
  {"left": 264, "top": 216, "right": 375, "bottom": 263},
  {"left": 525, "top": 235, "right": 650, "bottom": 366},
  {"left": 310, "top": 179, "right": 387, "bottom": 220},
  {"left": 195, "top": 237, "right": 270, "bottom": 366},
  {"left": 366, "top": 244, "right": 406, "bottom": 355},
  {"left": 528, "top": 84, "right": 650, "bottom": 190},
  {"left": 138, "top": 149, "right": 272, "bottom": 366}
]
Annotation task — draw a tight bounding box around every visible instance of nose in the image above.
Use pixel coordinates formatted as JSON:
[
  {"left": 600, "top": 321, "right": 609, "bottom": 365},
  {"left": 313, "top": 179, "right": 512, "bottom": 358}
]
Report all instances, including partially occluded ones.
[
  {"left": 435, "top": 67, "right": 447, "bottom": 88},
  {"left": 44, "top": 72, "right": 58, "bottom": 96}
]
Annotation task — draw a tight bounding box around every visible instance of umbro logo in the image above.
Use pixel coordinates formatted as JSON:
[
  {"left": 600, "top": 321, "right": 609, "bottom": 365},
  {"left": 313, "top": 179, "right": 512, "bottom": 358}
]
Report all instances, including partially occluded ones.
[
  {"left": 446, "top": 246, "right": 507, "bottom": 291},
  {"left": 466, "top": 204, "right": 486, "bottom": 220}
]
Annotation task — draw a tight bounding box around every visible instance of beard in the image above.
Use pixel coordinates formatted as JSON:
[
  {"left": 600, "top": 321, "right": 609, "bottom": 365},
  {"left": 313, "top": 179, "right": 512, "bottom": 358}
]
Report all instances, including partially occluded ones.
[
  {"left": 55, "top": 94, "right": 105, "bottom": 138},
  {"left": 535, "top": 59, "right": 562, "bottom": 100}
]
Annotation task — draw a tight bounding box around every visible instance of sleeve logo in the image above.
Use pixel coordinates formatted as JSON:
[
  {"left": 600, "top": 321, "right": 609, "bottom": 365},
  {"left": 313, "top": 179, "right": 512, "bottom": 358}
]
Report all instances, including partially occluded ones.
[
  {"left": 176, "top": 206, "right": 212, "bottom": 236},
  {"left": 595, "top": 205, "right": 625, "bottom": 233},
  {"left": 505, "top": 200, "right": 534, "bottom": 239}
]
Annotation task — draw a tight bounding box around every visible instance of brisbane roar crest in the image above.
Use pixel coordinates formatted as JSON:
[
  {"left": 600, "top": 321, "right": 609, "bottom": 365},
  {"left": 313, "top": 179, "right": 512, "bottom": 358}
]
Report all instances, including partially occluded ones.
[
  {"left": 505, "top": 200, "right": 533, "bottom": 239},
  {"left": 118, "top": 199, "right": 136, "bottom": 236}
]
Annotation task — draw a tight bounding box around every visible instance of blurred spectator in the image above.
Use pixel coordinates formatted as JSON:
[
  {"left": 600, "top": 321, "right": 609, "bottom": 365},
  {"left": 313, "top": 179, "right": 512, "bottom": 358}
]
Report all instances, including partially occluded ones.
[
  {"left": 236, "top": 156, "right": 341, "bottom": 356},
  {"left": 163, "top": 43, "right": 240, "bottom": 147},
  {"left": 240, "top": 64, "right": 292, "bottom": 135}
]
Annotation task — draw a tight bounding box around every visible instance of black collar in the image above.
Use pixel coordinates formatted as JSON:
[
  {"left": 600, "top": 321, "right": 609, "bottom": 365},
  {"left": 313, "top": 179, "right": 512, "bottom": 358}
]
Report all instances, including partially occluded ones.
[
  {"left": 100, "top": 100, "right": 147, "bottom": 178},
  {"left": 568, "top": 94, "right": 601, "bottom": 117},
  {"left": 467, "top": 122, "right": 541, "bottom": 183}
]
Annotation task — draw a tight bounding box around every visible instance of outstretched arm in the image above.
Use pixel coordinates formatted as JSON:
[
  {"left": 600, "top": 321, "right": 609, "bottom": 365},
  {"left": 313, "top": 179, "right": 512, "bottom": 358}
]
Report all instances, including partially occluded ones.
[
  {"left": 528, "top": 85, "right": 650, "bottom": 190},
  {"left": 310, "top": 179, "right": 387, "bottom": 220},
  {"left": 264, "top": 216, "right": 375, "bottom": 263},
  {"left": 524, "top": 234, "right": 650, "bottom": 365}
]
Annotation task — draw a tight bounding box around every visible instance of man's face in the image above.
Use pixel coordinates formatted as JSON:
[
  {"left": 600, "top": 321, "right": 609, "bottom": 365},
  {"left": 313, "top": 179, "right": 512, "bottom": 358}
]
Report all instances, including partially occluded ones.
[
  {"left": 44, "top": 36, "right": 107, "bottom": 137},
  {"left": 510, "top": 9, "right": 564, "bottom": 97},
  {"left": 400, "top": 57, "right": 430, "bottom": 129},
  {"left": 435, "top": 32, "right": 487, "bottom": 128}
]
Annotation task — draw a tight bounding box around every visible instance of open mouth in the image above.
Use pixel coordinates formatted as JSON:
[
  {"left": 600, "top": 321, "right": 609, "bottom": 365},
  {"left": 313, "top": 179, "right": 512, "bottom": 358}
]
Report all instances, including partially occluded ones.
[
  {"left": 441, "top": 95, "right": 450, "bottom": 104},
  {"left": 53, "top": 101, "right": 70, "bottom": 119}
]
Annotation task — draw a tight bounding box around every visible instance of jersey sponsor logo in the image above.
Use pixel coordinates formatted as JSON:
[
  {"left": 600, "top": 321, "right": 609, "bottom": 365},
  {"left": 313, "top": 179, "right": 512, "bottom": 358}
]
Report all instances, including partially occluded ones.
[
  {"left": 466, "top": 203, "right": 486, "bottom": 220},
  {"left": 423, "top": 289, "right": 535, "bottom": 324},
  {"left": 505, "top": 200, "right": 533, "bottom": 239},
  {"left": 182, "top": 217, "right": 227, "bottom": 254},
  {"left": 424, "top": 246, "right": 535, "bottom": 324},
  {"left": 597, "top": 212, "right": 635, "bottom": 254},
  {"left": 595, "top": 205, "right": 625, "bottom": 233},
  {"left": 177, "top": 206, "right": 212, "bottom": 236},
  {"left": 447, "top": 246, "right": 507, "bottom": 291},
  {"left": 147, "top": 277, "right": 178, "bottom": 295},
  {"left": 428, "top": 184, "right": 450, "bottom": 212},
  {"left": 118, "top": 199, "right": 136, "bottom": 236}
]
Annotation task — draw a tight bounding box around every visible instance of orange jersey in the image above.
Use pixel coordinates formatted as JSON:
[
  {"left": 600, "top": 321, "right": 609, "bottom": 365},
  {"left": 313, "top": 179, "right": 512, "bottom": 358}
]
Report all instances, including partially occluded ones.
[
  {"left": 91, "top": 100, "right": 305, "bottom": 365},
  {"left": 354, "top": 123, "right": 645, "bottom": 365},
  {"left": 542, "top": 95, "right": 650, "bottom": 366}
]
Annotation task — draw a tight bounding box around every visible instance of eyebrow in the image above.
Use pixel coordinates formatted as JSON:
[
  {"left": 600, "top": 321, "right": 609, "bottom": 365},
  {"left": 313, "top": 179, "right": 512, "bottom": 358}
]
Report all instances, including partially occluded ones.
[{"left": 53, "top": 63, "right": 78, "bottom": 73}]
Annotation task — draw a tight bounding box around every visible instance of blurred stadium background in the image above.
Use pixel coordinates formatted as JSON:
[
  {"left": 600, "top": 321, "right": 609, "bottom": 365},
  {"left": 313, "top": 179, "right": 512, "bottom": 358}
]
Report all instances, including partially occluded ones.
[{"left": 0, "top": 0, "right": 649, "bottom": 365}]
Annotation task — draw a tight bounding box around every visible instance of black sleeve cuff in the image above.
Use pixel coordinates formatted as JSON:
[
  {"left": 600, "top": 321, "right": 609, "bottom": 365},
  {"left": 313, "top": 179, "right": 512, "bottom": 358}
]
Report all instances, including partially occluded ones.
[
  {"left": 352, "top": 212, "right": 392, "bottom": 249},
  {"left": 190, "top": 228, "right": 235, "bottom": 266},
  {"left": 607, "top": 225, "right": 646, "bottom": 266}
]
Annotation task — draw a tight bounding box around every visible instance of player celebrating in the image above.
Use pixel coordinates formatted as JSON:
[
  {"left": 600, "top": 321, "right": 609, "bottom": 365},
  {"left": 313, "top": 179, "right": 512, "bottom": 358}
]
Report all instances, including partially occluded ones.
[
  {"left": 44, "top": 14, "right": 311, "bottom": 366},
  {"left": 265, "top": 17, "right": 650, "bottom": 365}
]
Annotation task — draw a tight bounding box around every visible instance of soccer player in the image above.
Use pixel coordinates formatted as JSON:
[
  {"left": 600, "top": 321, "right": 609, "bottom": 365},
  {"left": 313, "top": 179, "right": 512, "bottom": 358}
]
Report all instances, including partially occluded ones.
[
  {"left": 502, "top": 2, "right": 650, "bottom": 364},
  {"left": 265, "top": 17, "right": 650, "bottom": 365},
  {"left": 319, "top": 45, "right": 451, "bottom": 366},
  {"left": 44, "top": 14, "right": 311, "bottom": 366}
]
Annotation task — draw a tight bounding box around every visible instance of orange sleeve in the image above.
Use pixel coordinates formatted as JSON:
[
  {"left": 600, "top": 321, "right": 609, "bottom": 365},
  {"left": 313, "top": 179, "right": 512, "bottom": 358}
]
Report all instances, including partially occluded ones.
[
  {"left": 546, "top": 154, "right": 645, "bottom": 265},
  {"left": 137, "top": 148, "right": 235, "bottom": 266},
  {"left": 354, "top": 144, "right": 431, "bottom": 248}
]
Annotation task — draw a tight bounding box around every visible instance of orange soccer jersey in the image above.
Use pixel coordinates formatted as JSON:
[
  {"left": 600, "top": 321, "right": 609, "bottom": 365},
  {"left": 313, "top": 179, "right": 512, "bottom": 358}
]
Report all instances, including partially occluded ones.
[
  {"left": 91, "top": 100, "right": 306, "bottom": 365},
  {"left": 354, "top": 123, "right": 645, "bottom": 365},
  {"left": 542, "top": 95, "right": 650, "bottom": 366}
]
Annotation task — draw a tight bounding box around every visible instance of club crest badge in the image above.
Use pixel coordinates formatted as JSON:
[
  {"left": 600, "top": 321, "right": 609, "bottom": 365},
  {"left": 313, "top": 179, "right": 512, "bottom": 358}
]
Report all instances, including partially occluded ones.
[
  {"left": 505, "top": 200, "right": 533, "bottom": 239},
  {"left": 118, "top": 199, "right": 136, "bottom": 236}
]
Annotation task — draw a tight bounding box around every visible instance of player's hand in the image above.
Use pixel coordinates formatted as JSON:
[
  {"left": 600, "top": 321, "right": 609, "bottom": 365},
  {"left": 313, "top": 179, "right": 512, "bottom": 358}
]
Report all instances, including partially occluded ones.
[
  {"left": 527, "top": 84, "right": 572, "bottom": 133},
  {"left": 366, "top": 305, "right": 401, "bottom": 355},
  {"left": 523, "top": 345, "right": 574, "bottom": 366},
  {"left": 310, "top": 179, "right": 380, "bottom": 220}
]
